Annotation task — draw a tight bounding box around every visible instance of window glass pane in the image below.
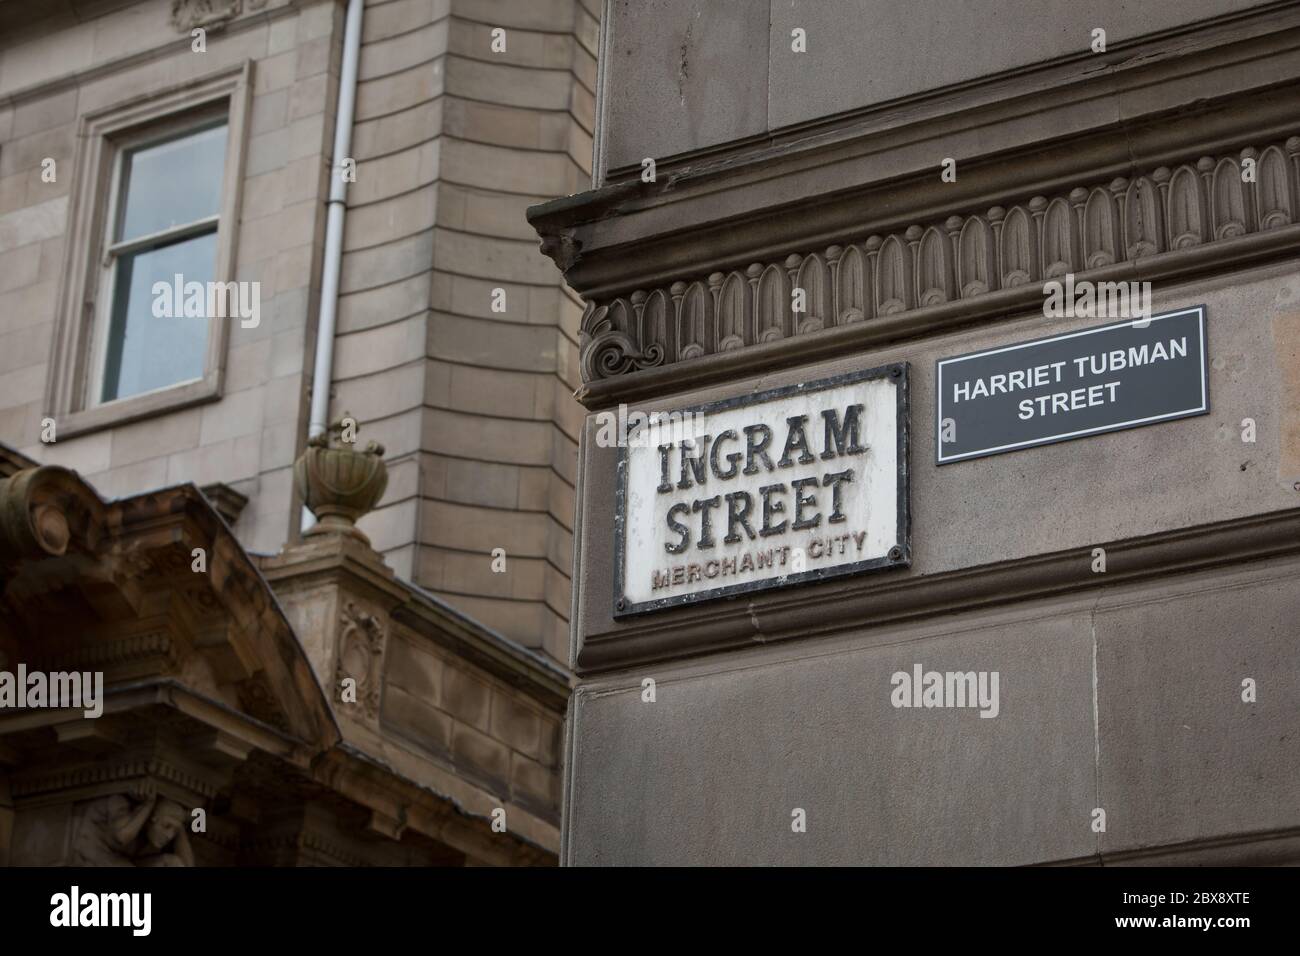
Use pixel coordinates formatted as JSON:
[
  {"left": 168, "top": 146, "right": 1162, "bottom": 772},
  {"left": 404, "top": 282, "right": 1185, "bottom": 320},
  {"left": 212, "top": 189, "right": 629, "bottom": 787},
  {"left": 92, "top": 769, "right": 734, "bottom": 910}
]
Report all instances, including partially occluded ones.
[
  {"left": 116, "top": 123, "right": 227, "bottom": 241},
  {"left": 101, "top": 231, "right": 216, "bottom": 403}
]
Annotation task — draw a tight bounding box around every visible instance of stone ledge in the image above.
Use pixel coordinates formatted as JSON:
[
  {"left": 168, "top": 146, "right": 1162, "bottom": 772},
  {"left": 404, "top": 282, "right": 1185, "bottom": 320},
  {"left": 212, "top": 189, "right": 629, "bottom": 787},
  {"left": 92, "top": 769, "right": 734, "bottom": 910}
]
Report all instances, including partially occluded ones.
[{"left": 574, "top": 506, "right": 1300, "bottom": 673}]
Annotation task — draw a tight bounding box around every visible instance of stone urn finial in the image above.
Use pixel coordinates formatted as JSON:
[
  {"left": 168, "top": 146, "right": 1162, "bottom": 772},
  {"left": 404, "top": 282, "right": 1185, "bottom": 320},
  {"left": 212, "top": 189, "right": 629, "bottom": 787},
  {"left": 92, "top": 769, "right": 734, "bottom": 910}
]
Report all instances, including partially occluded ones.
[{"left": 294, "top": 414, "right": 388, "bottom": 544}]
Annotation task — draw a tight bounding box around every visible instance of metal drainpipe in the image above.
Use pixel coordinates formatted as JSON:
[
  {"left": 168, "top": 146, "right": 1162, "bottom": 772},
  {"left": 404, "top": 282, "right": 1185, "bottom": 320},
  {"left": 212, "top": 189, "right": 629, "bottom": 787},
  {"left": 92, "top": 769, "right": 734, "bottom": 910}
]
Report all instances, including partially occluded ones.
[{"left": 302, "top": 0, "right": 365, "bottom": 532}]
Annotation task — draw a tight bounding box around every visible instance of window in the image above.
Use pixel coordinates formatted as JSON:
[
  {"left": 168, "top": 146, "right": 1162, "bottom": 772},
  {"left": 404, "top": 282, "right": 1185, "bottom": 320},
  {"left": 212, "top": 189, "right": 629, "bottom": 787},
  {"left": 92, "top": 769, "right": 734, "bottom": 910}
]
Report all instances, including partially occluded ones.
[
  {"left": 96, "top": 120, "right": 228, "bottom": 404},
  {"left": 47, "top": 63, "right": 250, "bottom": 437}
]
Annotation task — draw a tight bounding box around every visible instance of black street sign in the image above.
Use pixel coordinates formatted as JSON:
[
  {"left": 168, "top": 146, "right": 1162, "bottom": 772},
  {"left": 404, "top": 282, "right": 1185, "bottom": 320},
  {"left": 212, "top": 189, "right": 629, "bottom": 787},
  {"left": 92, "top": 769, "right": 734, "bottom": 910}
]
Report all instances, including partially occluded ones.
[{"left": 936, "top": 306, "right": 1209, "bottom": 464}]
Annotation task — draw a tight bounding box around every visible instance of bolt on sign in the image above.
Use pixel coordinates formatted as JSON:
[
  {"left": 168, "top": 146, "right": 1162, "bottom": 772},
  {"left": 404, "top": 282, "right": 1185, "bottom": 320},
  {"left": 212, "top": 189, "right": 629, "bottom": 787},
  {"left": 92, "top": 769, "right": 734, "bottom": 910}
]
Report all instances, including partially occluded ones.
[
  {"left": 936, "top": 305, "right": 1209, "bottom": 464},
  {"left": 614, "top": 365, "right": 910, "bottom": 616}
]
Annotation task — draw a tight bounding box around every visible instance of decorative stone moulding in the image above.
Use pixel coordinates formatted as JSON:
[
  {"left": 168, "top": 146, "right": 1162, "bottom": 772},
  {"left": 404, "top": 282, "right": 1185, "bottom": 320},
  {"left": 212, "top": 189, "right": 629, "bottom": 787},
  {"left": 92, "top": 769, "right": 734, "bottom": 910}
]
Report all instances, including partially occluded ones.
[
  {"left": 200, "top": 482, "right": 249, "bottom": 527},
  {"left": 333, "top": 601, "right": 385, "bottom": 722},
  {"left": 170, "top": 0, "right": 266, "bottom": 32},
  {"left": 576, "top": 136, "right": 1300, "bottom": 387},
  {"left": 293, "top": 415, "right": 388, "bottom": 545},
  {"left": 0, "top": 466, "right": 103, "bottom": 570}
]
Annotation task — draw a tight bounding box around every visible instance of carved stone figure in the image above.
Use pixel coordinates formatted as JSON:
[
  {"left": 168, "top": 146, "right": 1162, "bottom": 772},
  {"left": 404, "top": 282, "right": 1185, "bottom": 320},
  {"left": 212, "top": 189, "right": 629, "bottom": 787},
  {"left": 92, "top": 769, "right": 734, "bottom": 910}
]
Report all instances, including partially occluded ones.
[{"left": 70, "top": 792, "right": 194, "bottom": 867}]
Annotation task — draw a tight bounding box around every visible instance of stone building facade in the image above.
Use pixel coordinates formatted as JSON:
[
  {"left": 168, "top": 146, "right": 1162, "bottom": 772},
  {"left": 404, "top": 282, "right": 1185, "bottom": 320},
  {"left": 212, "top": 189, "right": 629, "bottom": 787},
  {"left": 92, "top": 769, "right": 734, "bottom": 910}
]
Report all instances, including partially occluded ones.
[
  {"left": 531, "top": 0, "right": 1300, "bottom": 864},
  {"left": 0, "top": 0, "right": 598, "bottom": 865},
  {"left": 0, "top": 0, "right": 594, "bottom": 662}
]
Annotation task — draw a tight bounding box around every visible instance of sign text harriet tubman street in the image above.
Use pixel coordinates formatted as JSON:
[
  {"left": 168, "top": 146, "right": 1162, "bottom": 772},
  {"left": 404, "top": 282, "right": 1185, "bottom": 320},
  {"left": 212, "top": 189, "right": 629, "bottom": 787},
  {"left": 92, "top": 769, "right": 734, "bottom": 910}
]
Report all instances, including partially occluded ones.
[
  {"left": 616, "top": 367, "right": 908, "bottom": 614},
  {"left": 937, "top": 307, "right": 1209, "bottom": 463}
]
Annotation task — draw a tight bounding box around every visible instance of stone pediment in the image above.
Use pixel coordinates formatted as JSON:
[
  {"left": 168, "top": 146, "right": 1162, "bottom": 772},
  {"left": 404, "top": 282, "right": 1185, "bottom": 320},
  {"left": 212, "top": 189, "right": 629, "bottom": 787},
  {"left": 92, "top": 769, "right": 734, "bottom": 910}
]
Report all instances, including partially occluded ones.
[{"left": 0, "top": 464, "right": 339, "bottom": 754}]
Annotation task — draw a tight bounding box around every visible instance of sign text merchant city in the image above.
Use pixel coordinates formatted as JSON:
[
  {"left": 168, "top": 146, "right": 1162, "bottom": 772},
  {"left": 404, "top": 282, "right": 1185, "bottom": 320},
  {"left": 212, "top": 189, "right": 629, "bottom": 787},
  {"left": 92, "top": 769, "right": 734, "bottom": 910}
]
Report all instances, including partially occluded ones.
[{"left": 614, "top": 366, "right": 909, "bottom": 615}]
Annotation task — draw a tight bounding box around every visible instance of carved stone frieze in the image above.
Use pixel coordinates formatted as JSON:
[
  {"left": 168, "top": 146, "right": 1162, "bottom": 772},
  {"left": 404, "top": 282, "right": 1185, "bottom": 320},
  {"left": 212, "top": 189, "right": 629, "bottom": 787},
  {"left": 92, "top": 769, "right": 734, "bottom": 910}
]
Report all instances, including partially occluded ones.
[
  {"left": 11, "top": 757, "right": 221, "bottom": 801},
  {"left": 46, "top": 631, "right": 178, "bottom": 675},
  {"left": 576, "top": 136, "right": 1300, "bottom": 384},
  {"left": 170, "top": 0, "right": 239, "bottom": 31},
  {"left": 169, "top": 0, "right": 266, "bottom": 32}
]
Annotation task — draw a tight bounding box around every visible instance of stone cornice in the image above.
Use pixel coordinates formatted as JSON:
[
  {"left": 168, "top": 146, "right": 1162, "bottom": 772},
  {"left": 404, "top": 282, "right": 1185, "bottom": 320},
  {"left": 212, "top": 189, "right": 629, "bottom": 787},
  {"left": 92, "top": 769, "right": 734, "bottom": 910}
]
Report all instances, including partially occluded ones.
[
  {"left": 10, "top": 754, "right": 221, "bottom": 801},
  {"left": 259, "top": 535, "right": 572, "bottom": 708},
  {"left": 259, "top": 530, "right": 409, "bottom": 608},
  {"left": 561, "top": 122, "right": 1300, "bottom": 404},
  {"left": 574, "top": 507, "right": 1300, "bottom": 674},
  {"left": 527, "top": 16, "right": 1300, "bottom": 405},
  {"left": 320, "top": 743, "right": 557, "bottom": 865},
  {"left": 579, "top": 222, "right": 1300, "bottom": 407},
  {"left": 538, "top": 8, "right": 1300, "bottom": 286}
]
